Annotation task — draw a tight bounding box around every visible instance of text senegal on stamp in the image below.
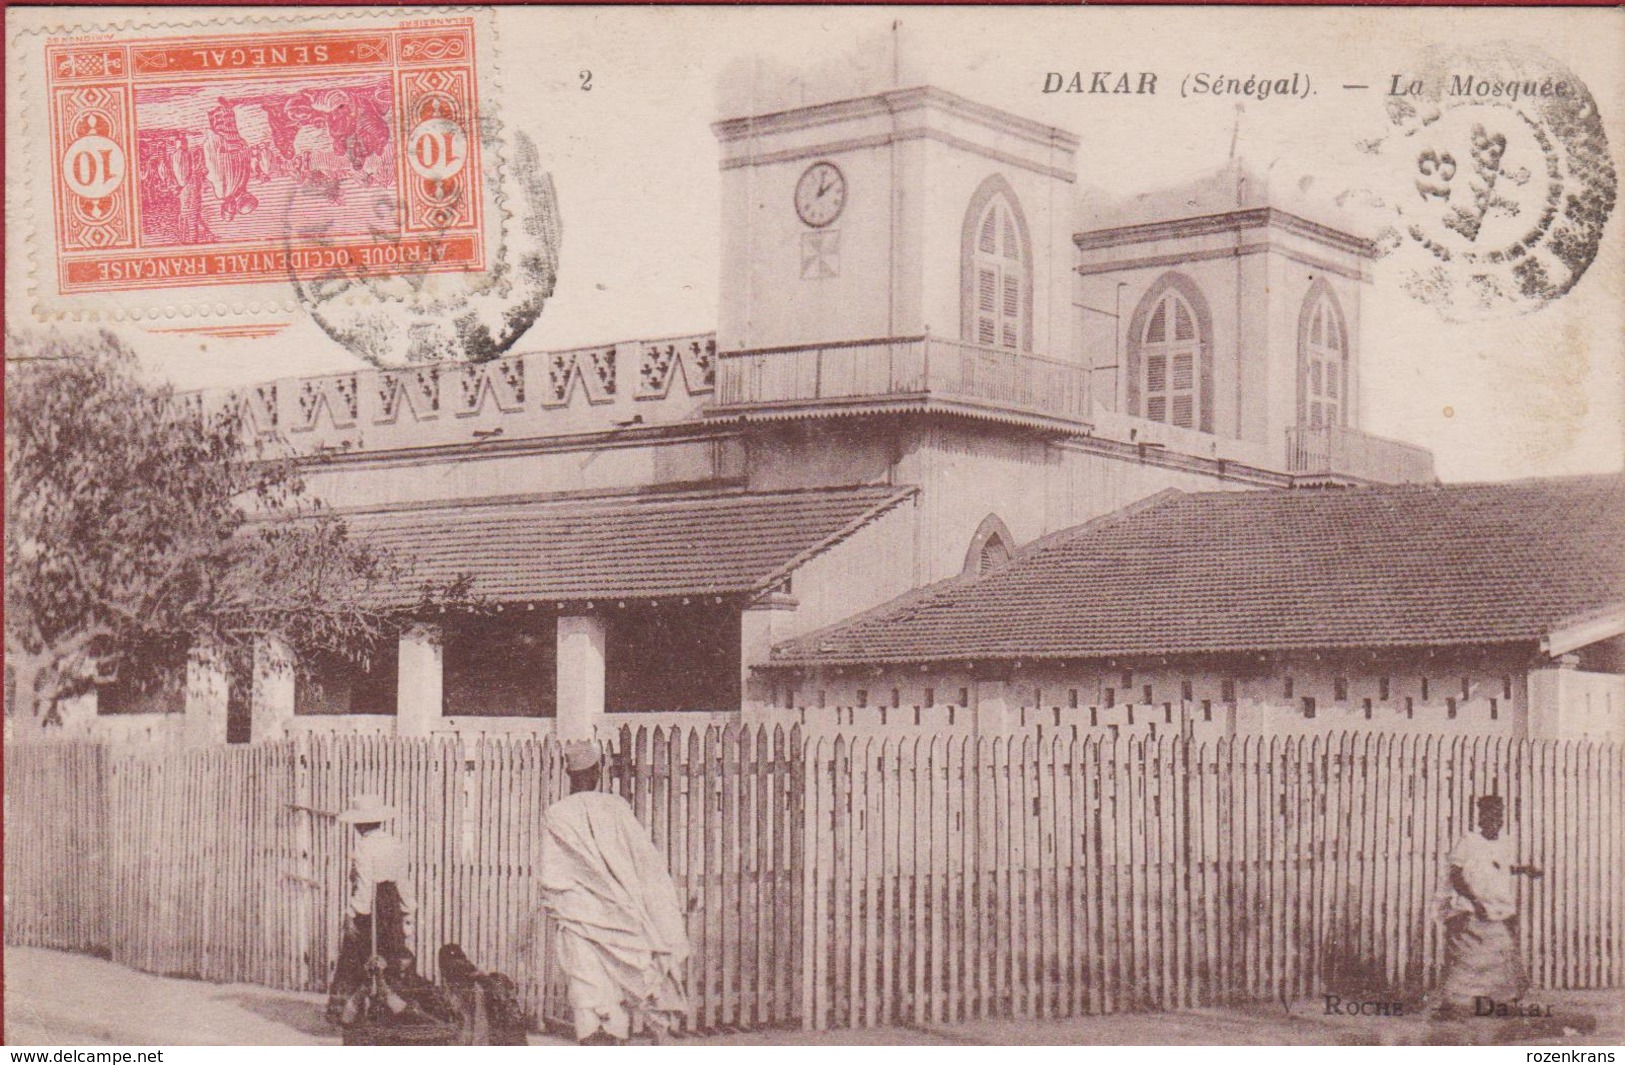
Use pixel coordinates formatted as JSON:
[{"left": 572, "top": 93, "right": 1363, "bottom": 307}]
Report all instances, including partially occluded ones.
[{"left": 46, "top": 17, "right": 485, "bottom": 295}]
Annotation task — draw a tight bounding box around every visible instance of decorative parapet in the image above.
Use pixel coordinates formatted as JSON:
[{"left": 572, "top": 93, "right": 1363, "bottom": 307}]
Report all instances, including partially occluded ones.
[
  {"left": 638, "top": 335, "right": 716, "bottom": 398},
  {"left": 182, "top": 333, "right": 718, "bottom": 454}
]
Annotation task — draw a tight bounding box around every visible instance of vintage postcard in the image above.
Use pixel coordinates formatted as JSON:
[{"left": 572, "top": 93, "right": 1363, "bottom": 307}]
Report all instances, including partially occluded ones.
[{"left": 4, "top": 4, "right": 1622, "bottom": 1051}]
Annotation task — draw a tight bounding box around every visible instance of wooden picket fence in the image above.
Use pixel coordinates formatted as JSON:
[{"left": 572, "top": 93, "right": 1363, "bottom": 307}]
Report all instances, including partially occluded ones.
[
  {"left": 5, "top": 729, "right": 1620, "bottom": 1035},
  {"left": 800, "top": 731, "right": 1624, "bottom": 1029},
  {"left": 2, "top": 724, "right": 804, "bottom": 1034}
]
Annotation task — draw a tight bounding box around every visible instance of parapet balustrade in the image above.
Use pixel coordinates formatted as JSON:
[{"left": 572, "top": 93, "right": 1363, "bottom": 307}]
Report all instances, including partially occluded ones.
[
  {"left": 175, "top": 333, "right": 718, "bottom": 449},
  {"left": 709, "top": 334, "right": 1092, "bottom": 430},
  {"left": 1286, "top": 424, "right": 1437, "bottom": 484}
]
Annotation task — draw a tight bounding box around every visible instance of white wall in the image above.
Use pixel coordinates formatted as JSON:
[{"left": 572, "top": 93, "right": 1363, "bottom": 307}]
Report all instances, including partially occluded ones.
[
  {"left": 1529, "top": 667, "right": 1625, "bottom": 742},
  {"left": 768, "top": 655, "right": 1546, "bottom": 738}
]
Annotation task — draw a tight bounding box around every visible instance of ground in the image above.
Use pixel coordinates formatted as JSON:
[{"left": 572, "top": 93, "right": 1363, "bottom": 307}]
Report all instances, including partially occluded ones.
[{"left": 4, "top": 947, "right": 1620, "bottom": 1046}]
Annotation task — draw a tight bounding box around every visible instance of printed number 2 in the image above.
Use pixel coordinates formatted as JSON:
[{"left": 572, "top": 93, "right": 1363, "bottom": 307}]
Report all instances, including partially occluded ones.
[{"left": 580, "top": 70, "right": 592, "bottom": 91}]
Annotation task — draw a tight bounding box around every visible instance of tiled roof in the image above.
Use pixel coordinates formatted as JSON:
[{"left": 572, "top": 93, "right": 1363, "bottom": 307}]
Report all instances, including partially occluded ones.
[
  {"left": 350, "top": 485, "right": 916, "bottom": 605},
  {"left": 771, "top": 474, "right": 1625, "bottom": 666}
]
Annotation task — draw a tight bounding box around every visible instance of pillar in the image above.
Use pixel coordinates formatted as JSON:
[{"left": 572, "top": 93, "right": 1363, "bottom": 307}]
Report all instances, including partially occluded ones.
[
  {"left": 1527, "top": 654, "right": 1579, "bottom": 739},
  {"left": 397, "top": 623, "right": 444, "bottom": 739},
  {"left": 184, "top": 644, "right": 231, "bottom": 746},
  {"left": 740, "top": 593, "right": 798, "bottom": 721},
  {"left": 556, "top": 615, "right": 607, "bottom": 741},
  {"left": 251, "top": 635, "right": 296, "bottom": 742}
]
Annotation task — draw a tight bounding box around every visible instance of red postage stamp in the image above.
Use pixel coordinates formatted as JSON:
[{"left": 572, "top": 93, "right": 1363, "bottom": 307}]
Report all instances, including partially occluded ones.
[{"left": 44, "top": 17, "right": 485, "bottom": 295}]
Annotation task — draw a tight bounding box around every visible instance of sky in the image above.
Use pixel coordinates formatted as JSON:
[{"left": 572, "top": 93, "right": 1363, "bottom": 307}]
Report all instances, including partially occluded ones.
[{"left": 8, "top": 6, "right": 1623, "bottom": 482}]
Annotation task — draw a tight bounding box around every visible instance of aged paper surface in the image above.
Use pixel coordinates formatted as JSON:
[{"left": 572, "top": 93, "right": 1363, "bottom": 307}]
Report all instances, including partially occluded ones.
[{"left": 5, "top": 4, "right": 1623, "bottom": 1048}]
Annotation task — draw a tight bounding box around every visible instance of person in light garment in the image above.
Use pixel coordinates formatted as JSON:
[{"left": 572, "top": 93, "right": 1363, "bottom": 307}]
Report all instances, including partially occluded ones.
[
  {"left": 325, "top": 792, "right": 418, "bottom": 1025},
  {"left": 1435, "top": 794, "right": 1543, "bottom": 1018},
  {"left": 539, "top": 740, "right": 691, "bottom": 1045}
]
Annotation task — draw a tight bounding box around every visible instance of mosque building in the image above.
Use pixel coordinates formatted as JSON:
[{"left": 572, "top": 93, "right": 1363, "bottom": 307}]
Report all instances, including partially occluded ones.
[{"left": 77, "top": 77, "right": 1621, "bottom": 747}]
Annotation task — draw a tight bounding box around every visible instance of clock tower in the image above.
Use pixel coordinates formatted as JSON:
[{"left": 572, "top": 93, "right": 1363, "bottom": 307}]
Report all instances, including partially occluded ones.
[{"left": 713, "top": 86, "right": 1080, "bottom": 359}]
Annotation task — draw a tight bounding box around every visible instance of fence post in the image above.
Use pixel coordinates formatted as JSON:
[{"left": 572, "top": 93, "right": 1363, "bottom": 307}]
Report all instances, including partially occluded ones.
[{"left": 801, "top": 735, "right": 830, "bottom": 1030}]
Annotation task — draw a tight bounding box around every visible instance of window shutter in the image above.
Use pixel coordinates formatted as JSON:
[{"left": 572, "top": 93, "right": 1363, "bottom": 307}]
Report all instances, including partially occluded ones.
[
  {"left": 1174, "top": 300, "right": 1195, "bottom": 341},
  {"left": 966, "top": 193, "right": 1028, "bottom": 353},
  {"left": 978, "top": 534, "right": 1011, "bottom": 574},
  {"left": 1199, "top": 340, "right": 1213, "bottom": 433},
  {"left": 1146, "top": 300, "right": 1168, "bottom": 343},
  {"left": 1138, "top": 287, "right": 1209, "bottom": 430},
  {"left": 1002, "top": 274, "right": 1020, "bottom": 347},
  {"left": 1172, "top": 353, "right": 1193, "bottom": 391},
  {"left": 1146, "top": 355, "right": 1166, "bottom": 393},
  {"left": 1172, "top": 395, "right": 1194, "bottom": 428}
]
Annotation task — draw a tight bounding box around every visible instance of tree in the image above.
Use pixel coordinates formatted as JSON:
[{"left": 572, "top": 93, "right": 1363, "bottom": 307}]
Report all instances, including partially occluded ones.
[{"left": 4, "top": 329, "right": 452, "bottom": 727}]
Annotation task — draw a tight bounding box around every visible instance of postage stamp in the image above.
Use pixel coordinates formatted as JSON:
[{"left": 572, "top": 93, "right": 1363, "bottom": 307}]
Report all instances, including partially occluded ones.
[
  {"left": 45, "top": 18, "right": 485, "bottom": 295},
  {"left": 8, "top": 6, "right": 555, "bottom": 355}
]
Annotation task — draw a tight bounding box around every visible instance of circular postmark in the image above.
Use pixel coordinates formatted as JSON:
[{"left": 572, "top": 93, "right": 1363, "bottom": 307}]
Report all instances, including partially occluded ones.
[
  {"left": 1357, "top": 44, "right": 1616, "bottom": 320},
  {"left": 281, "top": 116, "right": 561, "bottom": 368}
]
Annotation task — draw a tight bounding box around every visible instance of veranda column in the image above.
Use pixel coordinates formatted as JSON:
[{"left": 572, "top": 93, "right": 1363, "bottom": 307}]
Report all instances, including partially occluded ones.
[
  {"left": 556, "top": 615, "right": 607, "bottom": 741},
  {"left": 397, "top": 623, "right": 445, "bottom": 739},
  {"left": 740, "top": 592, "right": 798, "bottom": 722},
  {"left": 184, "top": 643, "right": 231, "bottom": 746},
  {"left": 1527, "top": 653, "right": 1578, "bottom": 739},
  {"left": 251, "top": 635, "right": 296, "bottom": 742}
]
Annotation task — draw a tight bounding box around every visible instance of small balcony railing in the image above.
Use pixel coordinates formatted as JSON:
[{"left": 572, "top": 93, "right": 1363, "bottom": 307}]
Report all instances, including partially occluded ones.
[
  {"left": 1285, "top": 424, "right": 1436, "bottom": 484},
  {"left": 709, "top": 335, "right": 1091, "bottom": 429}
]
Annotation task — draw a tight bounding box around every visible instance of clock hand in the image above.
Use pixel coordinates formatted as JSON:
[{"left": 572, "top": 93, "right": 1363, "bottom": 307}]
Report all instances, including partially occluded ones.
[{"left": 816, "top": 177, "right": 831, "bottom": 197}]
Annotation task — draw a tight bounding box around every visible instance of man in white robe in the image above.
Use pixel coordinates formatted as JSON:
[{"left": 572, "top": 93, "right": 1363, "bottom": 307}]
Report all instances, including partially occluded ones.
[{"left": 539, "top": 741, "right": 690, "bottom": 1045}]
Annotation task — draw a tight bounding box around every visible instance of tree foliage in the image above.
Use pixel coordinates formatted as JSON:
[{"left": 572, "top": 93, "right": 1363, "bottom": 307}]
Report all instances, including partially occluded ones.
[{"left": 5, "top": 329, "right": 447, "bottom": 725}]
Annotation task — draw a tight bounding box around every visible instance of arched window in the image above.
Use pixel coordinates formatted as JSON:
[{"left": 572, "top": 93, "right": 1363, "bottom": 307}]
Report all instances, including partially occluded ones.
[
  {"left": 977, "top": 531, "right": 1012, "bottom": 574},
  {"left": 1126, "top": 274, "right": 1213, "bottom": 433},
  {"left": 960, "top": 176, "right": 1032, "bottom": 353},
  {"left": 963, "top": 513, "right": 1017, "bottom": 577},
  {"left": 1298, "top": 283, "right": 1349, "bottom": 429}
]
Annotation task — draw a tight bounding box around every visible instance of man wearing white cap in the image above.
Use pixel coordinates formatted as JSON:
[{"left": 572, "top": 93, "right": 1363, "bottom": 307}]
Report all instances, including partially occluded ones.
[
  {"left": 325, "top": 792, "right": 417, "bottom": 1024},
  {"left": 539, "top": 740, "right": 690, "bottom": 1044}
]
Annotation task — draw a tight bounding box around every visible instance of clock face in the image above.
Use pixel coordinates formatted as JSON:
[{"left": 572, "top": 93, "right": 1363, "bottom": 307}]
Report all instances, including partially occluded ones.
[{"left": 794, "top": 162, "right": 846, "bottom": 228}]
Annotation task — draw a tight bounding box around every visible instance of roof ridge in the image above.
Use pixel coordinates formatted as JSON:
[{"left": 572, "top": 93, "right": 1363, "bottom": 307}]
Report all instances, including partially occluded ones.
[
  {"left": 1172, "top": 469, "right": 1625, "bottom": 506},
  {"left": 766, "top": 474, "right": 1624, "bottom": 669},
  {"left": 339, "top": 481, "right": 904, "bottom": 522},
  {"left": 771, "top": 552, "right": 987, "bottom": 662},
  {"left": 774, "top": 490, "right": 1193, "bottom": 660},
  {"left": 1012, "top": 487, "right": 1188, "bottom": 561},
  {"left": 756, "top": 486, "right": 921, "bottom": 593}
]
